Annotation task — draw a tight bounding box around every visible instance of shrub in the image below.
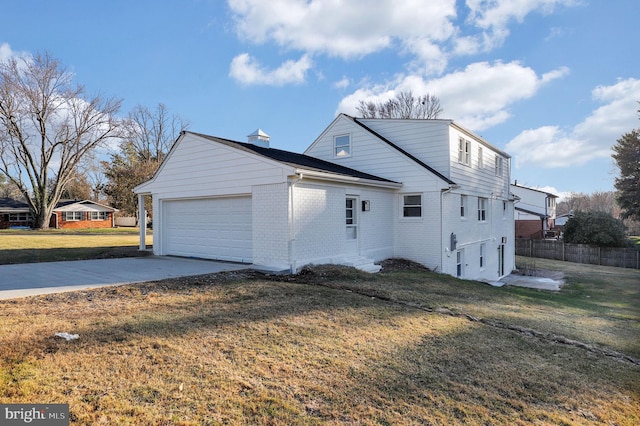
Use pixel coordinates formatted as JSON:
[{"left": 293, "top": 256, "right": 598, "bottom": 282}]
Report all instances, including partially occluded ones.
[{"left": 563, "top": 211, "right": 629, "bottom": 247}]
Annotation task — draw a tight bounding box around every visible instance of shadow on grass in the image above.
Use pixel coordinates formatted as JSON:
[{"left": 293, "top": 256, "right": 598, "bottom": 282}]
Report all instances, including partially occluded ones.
[{"left": 0, "top": 246, "right": 152, "bottom": 264}]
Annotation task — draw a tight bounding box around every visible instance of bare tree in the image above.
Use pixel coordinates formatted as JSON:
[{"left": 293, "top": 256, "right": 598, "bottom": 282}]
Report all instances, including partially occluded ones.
[
  {"left": 123, "top": 103, "right": 189, "bottom": 163},
  {"left": 356, "top": 90, "right": 443, "bottom": 119},
  {"left": 0, "top": 52, "right": 121, "bottom": 228},
  {"left": 102, "top": 103, "right": 189, "bottom": 217}
]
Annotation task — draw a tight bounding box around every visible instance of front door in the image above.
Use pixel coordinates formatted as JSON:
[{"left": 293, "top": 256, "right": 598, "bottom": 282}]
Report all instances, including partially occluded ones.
[{"left": 345, "top": 197, "right": 358, "bottom": 256}]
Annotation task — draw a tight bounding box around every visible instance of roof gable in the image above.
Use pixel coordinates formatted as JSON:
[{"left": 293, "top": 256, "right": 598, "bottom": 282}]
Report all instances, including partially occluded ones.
[
  {"left": 345, "top": 115, "right": 456, "bottom": 185},
  {"left": 190, "top": 132, "right": 398, "bottom": 184}
]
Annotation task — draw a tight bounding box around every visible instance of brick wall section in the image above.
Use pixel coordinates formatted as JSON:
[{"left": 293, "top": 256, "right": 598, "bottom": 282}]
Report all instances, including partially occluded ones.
[
  {"left": 516, "top": 220, "right": 543, "bottom": 239},
  {"left": 394, "top": 191, "right": 442, "bottom": 269},
  {"left": 252, "top": 183, "right": 290, "bottom": 269},
  {"left": 293, "top": 183, "right": 345, "bottom": 265}
]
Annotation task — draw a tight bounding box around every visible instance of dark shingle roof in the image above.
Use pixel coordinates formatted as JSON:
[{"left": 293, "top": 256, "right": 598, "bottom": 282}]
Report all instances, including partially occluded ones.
[
  {"left": 0, "top": 197, "right": 29, "bottom": 211},
  {"left": 188, "top": 132, "right": 400, "bottom": 184}
]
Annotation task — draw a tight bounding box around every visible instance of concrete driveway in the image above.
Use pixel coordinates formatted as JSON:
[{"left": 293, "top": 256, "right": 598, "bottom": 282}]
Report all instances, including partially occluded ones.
[{"left": 0, "top": 256, "right": 250, "bottom": 300}]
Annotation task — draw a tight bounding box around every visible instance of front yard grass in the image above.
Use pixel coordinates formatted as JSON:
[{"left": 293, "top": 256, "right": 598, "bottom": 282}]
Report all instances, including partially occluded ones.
[
  {"left": 0, "top": 257, "right": 638, "bottom": 425},
  {"left": 0, "top": 228, "right": 152, "bottom": 264}
]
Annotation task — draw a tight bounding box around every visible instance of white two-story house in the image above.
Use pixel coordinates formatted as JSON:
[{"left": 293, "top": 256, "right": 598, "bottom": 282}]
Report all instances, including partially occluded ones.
[
  {"left": 511, "top": 183, "right": 558, "bottom": 239},
  {"left": 134, "top": 114, "right": 515, "bottom": 281}
]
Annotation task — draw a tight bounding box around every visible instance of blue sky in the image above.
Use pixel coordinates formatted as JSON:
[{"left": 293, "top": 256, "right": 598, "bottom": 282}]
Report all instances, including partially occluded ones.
[{"left": 2, "top": 0, "right": 639, "bottom": 198}]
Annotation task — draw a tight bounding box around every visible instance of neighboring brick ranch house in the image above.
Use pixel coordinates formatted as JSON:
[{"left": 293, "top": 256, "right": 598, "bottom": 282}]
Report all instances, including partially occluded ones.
[
  {"left": 135, "top": 114, "right": 516, "bottom": 281},
  {"left": 0, "top": 198, "right": 117, "bottom": 229}
]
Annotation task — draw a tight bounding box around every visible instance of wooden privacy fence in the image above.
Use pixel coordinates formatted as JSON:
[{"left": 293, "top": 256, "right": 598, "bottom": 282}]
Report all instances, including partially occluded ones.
[{"left": 516, "top": 238, "right": 640, "bottom": 269}]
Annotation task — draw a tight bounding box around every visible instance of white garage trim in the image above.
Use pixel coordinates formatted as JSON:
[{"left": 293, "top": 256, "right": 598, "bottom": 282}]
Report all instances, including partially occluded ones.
[{"left": 162, "top": 196, "right": 252, "bottom": 263}]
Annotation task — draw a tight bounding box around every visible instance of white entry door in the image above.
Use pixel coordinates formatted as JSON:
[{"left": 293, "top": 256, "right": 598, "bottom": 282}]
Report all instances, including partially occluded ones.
[{"left": 345, "top": 197, "right": 359, "bottom": 256}]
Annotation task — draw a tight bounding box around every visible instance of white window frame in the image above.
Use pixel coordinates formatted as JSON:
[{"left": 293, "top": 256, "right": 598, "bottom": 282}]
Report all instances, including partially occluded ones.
[
  {"left": 90, "top": 211, "right": 108, "bottom": 221},
  {"left": 477, "top": 198, "right": 487, "bottom": 222},
  {"left": 334, "top": 134, "right": 351, "bottom": 158},
  {"left": 460, "top": 195, "right": 467, "bottom": 218},
  {"left": 456, "top": 249, "right": 464, "bottom": 277},
  {"left": 9, "top": 213, "right": 30, "bottom": 221},
  {"left": 64, "top": 211, "right": 84, "bottom": 221},
  {"left": 480, "top": 243, "right": 486, "bottom": 269},
  {"left": 495, "top": 155, "right": 503, "bottom": 177},
  {"left": 458, "top": 137, "right": 471, "bottom": 166},
  {"left": 478, "top": 146, "right": 483, "bottom": 169},
  {"left": 402, "top": 194, "right": 422, "bottom": 219}
]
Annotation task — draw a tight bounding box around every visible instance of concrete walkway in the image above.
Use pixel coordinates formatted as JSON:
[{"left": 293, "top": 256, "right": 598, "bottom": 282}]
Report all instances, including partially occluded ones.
[{"left": 0, "top": 256, "right": 249, "bottom": 300}]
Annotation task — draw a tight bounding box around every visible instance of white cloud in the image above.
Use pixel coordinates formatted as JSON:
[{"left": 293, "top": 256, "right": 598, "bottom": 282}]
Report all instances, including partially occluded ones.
[
  {"left": 337, "top": 61, "right": 569, "bottom": 131},
  {"left": 229, "top": 53, "right": 312, "bottom": 86},
  {"left": 0, "top": 42, "right": 30, "bottom": 64},
  {"left": 459, "top": 0, "right": 579, "bottom": 54},
  {"left": 228, "top": 0, "right": 457, "bottom": 60},
  {"left": 506, "top": 77, "right": 640, "bottom": 169},
  {"left": 333, "top": 77, "right": 351, "bottom": 90}
]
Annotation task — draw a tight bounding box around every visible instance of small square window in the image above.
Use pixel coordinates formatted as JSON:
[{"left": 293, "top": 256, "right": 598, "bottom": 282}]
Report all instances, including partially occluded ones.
[
  {"left": 403, "top": 194, "right": 422, "bottom": 218},
  {"left": 334, "top": 135, "right": 351, "bottom": 157}
]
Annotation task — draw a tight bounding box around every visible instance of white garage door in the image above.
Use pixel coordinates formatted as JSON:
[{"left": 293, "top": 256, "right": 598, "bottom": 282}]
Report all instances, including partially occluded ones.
[{"left": 164, "top": 197, "right": 252, "bottom": 263}]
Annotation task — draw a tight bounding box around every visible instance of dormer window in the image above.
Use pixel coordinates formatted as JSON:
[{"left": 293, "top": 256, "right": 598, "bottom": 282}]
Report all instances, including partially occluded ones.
[{"left": 334, "top": 135, "right": 351, "bottom": 157}]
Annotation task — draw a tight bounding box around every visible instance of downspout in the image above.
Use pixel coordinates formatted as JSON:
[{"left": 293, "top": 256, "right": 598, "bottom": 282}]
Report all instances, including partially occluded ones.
[
  {"left": 288, "top": 174, "right": 303, "bottom": 274},
  {"left": 440, "top": 184, "right": 460, "bottom": 273}
]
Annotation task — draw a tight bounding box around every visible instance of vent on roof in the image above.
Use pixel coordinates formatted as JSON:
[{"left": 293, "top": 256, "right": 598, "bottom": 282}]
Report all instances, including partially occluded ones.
[{"left": 247, "top": 128, "right": 270, "bottom": 148}]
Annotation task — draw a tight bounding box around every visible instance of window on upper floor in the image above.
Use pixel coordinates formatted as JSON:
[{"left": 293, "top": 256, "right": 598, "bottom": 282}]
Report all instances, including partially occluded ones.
[
  {"left": 402, "top": 194, "right": 422, "bottom": 218},
  {"left": 478, "top": 147, "right": 483, "bottom": 169},
  {"left": 460, "top": 195, "right": 467, "bottom": 218},
  {"left": 458, "top": 137, "right": 471, "bottom": 166},
  {"left": 334, "top": 134, "right": 351, "bottom": 157},
  {"left": 477, "top": 198, "right": 487, "bottom": 222},
  {"left": 495, "top": 155, "right": 503, "bottom": 177}
]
